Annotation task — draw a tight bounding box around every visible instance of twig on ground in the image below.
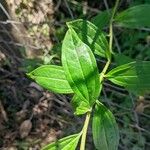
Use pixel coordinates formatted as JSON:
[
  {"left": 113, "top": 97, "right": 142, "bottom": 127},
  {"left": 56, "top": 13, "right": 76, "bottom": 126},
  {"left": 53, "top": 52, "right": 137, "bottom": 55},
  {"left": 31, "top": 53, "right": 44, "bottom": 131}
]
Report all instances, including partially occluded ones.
[{"left": 0, "top": 100, "right": 8, "bottom": 122}]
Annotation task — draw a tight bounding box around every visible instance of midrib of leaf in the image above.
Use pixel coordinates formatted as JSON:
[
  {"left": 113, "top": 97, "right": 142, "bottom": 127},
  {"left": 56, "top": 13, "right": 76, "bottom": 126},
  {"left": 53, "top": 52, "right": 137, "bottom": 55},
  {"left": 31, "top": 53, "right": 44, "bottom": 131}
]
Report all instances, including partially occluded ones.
[
  {"left": 107, "top": 66, "right": 132, "bottom": 76},
  {"left": 109, "top": 78, "right": 136, "bottom": 86},
  {"left": 94, "top": 113, "right": 108, "bottom": 150},
  {"left": 63, "top": 51, "right": 88, "bottom": 103},
  {"left": 62, "top": 135, "right": 80, "bottom": 149},
  {"left": 33, "top": 76, "right": 69, "bottom": 82},
  {"left": 102, "top": 117, "right": 109, "bottom": 150},
  {"left": 87, "top": 47, "right": 97, "bottom": 99},
  {"left": 98, "top": 104, "right": 109, "bottom": 150},
  {"left": 30, "top": 65, "right": 64, "bottom": 74},
  {"left": 71, "top": 34, "right": 90, "bottom": 101},
  {"left": 106, "top": 62, "right": 135, "bottom": 76},
  {"left": 110, "top": 75, "right": 137, "bottom": 78},
  {"left": 112, "top": 79, "right": 150, "bottom": 87},
  {"left": 34, "top": 77, "right": 73, "bottom": 91},
  {"left": 109, "top": 78, "right": 150, "bottom": 90},
  {"left": 94, "top": 102, "right": 119, "bottom": 150},
  {"left": 104, "top": 109, "right": 119, "bottom": 149},
  {"left": 115, "top": 74, "right": 150, "bottom": 78}
]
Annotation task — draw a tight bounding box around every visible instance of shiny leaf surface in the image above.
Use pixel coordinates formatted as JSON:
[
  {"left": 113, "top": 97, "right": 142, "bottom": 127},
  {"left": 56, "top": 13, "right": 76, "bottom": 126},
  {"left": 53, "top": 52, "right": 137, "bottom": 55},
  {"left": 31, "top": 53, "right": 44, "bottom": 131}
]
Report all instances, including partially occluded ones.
[
  {"left": 62, "top": 28, "right": 100, "bottom": 105},
  {"left": 92, "top": 101, "right": 119, "bottom": 150},
  {"left": 67, "top": 19, "right": 109, "bottom": 58},
  {"left": 28, "top": 65, "right": 73, "bottom": 93}
]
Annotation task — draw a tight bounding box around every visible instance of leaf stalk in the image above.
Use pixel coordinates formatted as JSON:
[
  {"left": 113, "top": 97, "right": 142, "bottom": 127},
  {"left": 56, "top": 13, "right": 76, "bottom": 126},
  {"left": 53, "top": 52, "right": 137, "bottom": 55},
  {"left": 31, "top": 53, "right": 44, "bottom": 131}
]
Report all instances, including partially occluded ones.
[{"left": 109, "top": 0, "right": 120, "bottom": 53}]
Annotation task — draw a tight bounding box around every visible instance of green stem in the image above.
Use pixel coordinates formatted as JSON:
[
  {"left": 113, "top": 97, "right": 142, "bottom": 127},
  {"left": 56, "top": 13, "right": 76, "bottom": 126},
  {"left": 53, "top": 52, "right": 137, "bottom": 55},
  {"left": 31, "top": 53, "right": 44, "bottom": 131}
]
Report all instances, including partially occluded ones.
[
  {"left": 80, "top": 111, "right": 91, "bottom": 150},
  {"left": 79, "top": 1, "right": 120, "bottom": 150},
  {"left": 100, "top": 59, "right": 111, "bottom": 83},
  {"left": 109, "top": 0, "right": 120, "bottom": 53},
  {"left": 101, "top": 0, "right": 120, "bottom": 81}
]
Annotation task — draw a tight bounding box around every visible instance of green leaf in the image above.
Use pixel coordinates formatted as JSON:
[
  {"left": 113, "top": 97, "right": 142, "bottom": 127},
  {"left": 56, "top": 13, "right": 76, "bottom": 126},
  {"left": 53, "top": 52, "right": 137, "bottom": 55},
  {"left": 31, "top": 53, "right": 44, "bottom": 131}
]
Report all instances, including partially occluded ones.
[
  {"left": 113, "top": 53, "right": 133, "bottom": 66},
  {"left": 71, "top": 84, "right": 102, "bottom": 115},
  {"left": 115, "top": 4, "right": 150, "bottom": 28},
  {"left": 71, "top": 95, "right": 91, "bottom": 115},
  {"left": 91, "top": 9, "right": 112, "bottom": 29},
  {"left": 27, "top": 65, "right": 73, "bottom": 94},
  {"left": 62, "top": 28, "right": 100, "bottom": 106},
  {"left": 67, "top": 19, "right": 110, "bottom": 58},
  {"left": 92, "top": 101, "right": 119, "bottom": 150},
  {"left": 106, "top": 61, "right": 150, "bottom": 94},
  {"left": 42, "top": 133, "right": 81, "bottom": 150}
]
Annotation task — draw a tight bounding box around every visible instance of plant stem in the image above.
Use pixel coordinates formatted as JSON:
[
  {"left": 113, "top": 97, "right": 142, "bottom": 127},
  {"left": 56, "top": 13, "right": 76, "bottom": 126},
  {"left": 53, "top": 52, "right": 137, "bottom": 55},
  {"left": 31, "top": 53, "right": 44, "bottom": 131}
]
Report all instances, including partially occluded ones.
[
  {"left": 100, "top": 0, "right": 120, "bottom": 82},
  {"left": 79, "top": 1, "right": 120, "bottom": 150},
  {"left": 80, "top": 111, "right": 91, "bottom": 150},
  {"left": 109, "top": 0, "right": 120, "bottom": 53},
  {"left": 100, "top": 59, "right": 111, "bottom": 83}
]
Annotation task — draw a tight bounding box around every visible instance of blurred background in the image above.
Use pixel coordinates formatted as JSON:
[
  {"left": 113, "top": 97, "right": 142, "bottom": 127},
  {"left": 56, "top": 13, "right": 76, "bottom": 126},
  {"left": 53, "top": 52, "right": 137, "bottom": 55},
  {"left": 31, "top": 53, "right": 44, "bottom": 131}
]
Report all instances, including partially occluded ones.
[{"left": 0, "top": 0, "right": 150, "bottom": 149}]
